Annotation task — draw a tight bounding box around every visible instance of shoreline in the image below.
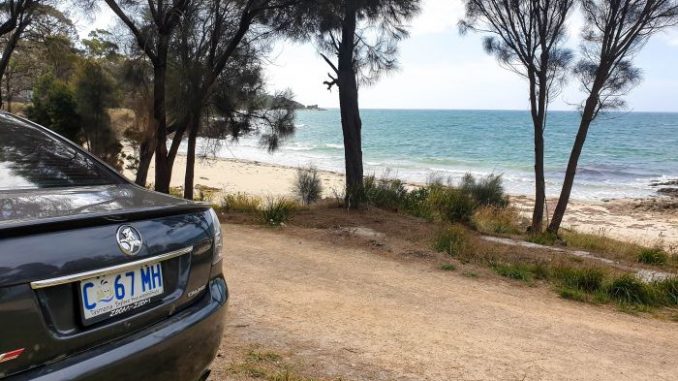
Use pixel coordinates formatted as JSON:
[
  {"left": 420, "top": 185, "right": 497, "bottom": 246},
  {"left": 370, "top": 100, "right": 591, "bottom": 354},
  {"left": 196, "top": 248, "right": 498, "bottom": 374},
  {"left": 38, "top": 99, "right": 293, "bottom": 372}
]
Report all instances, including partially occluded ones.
[{"left": 124, "top": 153, "right": 678, "bottom": 249}]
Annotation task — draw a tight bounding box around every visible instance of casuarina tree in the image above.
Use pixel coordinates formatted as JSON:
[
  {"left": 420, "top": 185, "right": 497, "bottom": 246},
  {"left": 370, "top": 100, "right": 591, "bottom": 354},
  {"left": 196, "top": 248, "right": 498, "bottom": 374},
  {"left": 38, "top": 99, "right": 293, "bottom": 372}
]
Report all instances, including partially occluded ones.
[
  {"left": 97, "top": 0, "right": 191, "bottom": 193},
  {"left": 548, "top": 0, "right": 678, "bottom": 234},
  {"left": 309, "top": 0, "right": 420, "bottom": 208},
  {"left": 460, "top": 0, "right": 574, "bottom": 232},
  {"left": 166, "top": 0, "right": 306, "bottom": 199}
]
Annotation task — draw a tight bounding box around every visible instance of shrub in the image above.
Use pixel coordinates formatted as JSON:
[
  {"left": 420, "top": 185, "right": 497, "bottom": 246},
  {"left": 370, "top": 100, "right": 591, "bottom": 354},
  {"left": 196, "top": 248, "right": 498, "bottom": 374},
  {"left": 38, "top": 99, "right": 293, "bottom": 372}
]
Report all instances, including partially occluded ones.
[
  {"left": 262, "top": 198, "right": 297, "bottom": 226},
  {"left": 293, "top": 166, "right": 323, "bottom": 205},
  {"left": 607, "top": 274, "right": 653, "bottom": 305},
  {"left": 221, "top": 193, "right": 262, "bottom": 213},
  {"left": 552, "top": 266, "right": 605, "bottom": 292},
  {"left": 433, "top": 225, "right": 470, "bottom": 257},
  {"left": 428, "top": 186, "right": 476, "bottom": 223},
  {"left": 459, "top": 173, "right": 508, "bottom": 208},
  {"left": 653, "top": 278, "right": 678, "bottom": 305},
  {"left": 363, "top": 175, "right": 408, "bottom": 210},
  {"left": 472, "top": 206, "right": 521, "bottom": 234},
  {"left": 637, "top": 248, "right": 669, "bottom": 265}
]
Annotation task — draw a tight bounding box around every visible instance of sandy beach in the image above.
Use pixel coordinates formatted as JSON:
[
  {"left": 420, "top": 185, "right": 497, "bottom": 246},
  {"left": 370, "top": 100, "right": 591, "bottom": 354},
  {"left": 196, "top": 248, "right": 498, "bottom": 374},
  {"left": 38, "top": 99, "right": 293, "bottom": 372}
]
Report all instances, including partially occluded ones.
[{"left": 126, "top": 154, "right": 678, "bottom": 250}]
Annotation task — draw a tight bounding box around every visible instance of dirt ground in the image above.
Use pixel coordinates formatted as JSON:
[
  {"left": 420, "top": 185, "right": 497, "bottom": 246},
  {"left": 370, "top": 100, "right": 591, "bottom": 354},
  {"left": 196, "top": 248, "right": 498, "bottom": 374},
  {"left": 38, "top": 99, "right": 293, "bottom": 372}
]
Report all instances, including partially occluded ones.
[{"left": 210, "top": 224, "right": 678, "bottom": 381}]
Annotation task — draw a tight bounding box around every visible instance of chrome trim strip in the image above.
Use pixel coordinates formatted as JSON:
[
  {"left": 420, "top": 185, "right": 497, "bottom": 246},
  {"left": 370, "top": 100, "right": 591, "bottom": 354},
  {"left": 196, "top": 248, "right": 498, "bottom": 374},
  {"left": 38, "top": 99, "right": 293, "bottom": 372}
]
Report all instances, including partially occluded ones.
[{"left": 30, "top": 246, "right": 193, "bottom": 289}]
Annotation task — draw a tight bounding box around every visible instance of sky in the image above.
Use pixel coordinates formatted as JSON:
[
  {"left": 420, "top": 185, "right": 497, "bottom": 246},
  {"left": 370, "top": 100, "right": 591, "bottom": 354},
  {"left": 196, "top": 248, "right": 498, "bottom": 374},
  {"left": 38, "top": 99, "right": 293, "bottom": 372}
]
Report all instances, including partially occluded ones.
[{"left": 81, "top": 0, "right": 678, "bottom": 112}]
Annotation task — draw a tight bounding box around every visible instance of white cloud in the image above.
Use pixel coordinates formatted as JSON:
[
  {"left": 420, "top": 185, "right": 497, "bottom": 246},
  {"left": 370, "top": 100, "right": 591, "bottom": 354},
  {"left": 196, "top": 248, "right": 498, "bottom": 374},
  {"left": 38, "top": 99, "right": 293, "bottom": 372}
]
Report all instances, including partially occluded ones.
[
  {"left": 659, "top": 29, "right": 678, "bottom": 47},
  {"left": 411, "top": 0, "right": 465, "bottom": 36}
]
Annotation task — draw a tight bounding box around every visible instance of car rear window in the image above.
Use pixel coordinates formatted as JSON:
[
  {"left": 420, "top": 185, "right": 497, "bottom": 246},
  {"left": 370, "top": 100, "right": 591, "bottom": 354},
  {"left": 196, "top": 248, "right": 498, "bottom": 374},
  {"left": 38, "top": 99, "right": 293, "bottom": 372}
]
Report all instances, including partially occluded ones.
[{"left": 0, "top": 114, "right": 123, "bottom": 191}]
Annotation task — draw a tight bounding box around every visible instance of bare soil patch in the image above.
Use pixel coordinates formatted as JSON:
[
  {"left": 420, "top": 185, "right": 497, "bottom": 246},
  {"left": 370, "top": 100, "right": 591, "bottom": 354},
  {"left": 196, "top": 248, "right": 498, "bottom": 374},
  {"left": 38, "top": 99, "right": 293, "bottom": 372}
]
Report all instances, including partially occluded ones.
[{"left": 210, "top": 224, "right": 678, "bottom": 381}]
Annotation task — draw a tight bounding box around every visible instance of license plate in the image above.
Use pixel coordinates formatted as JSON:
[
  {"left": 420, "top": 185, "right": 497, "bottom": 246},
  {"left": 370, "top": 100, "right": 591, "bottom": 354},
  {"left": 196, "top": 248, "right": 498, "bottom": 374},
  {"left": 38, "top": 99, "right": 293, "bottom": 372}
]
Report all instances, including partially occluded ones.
[{"left": 79, "top": 262, "right": 164, "bottom": 322}]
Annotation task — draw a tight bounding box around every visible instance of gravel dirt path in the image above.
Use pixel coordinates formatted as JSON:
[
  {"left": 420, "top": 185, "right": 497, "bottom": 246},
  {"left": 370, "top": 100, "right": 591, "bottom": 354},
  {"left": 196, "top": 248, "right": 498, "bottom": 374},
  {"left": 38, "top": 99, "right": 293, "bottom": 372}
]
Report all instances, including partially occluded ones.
[{"left": 211, "top": 224, "right": 678, "bottom": 381}]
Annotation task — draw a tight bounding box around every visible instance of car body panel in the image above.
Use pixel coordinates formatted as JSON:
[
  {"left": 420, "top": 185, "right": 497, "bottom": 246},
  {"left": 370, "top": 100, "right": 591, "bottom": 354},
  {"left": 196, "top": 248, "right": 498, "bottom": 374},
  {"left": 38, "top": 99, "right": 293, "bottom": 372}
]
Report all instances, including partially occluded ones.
[
  {"left": 0, "top": 112, "right": 227, "bottom": 380},
  {"left": 2, "top": 277, "right": 228, "bottom": 381}
]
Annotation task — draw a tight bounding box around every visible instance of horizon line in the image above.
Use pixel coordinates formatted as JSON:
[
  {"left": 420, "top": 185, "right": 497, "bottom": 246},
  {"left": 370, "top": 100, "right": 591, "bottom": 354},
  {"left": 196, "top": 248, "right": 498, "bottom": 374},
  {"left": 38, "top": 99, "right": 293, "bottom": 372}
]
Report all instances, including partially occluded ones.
[{"left": 299, "top": 107, "right": 678, "bottom": 114}]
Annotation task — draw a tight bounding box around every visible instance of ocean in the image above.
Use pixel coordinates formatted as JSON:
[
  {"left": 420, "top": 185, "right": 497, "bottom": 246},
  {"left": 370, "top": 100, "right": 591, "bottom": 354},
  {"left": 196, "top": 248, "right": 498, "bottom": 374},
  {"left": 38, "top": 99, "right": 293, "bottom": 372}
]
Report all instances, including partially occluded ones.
[{"left": 190, "top": 109, "right": 678, "bottom": 200}]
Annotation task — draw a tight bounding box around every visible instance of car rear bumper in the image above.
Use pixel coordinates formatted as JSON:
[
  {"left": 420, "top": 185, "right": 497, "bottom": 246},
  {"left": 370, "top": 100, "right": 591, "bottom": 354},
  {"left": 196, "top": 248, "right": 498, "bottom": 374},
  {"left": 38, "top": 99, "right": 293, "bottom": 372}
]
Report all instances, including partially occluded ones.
[{"left": 8, "top": 277, "right": 228, "bottom": 381}]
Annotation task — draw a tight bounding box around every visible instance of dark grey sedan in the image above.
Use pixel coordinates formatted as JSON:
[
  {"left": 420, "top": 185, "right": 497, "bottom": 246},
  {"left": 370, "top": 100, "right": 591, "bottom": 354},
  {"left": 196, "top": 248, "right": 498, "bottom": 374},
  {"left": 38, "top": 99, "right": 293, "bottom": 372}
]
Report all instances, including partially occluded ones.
[{"left": 0, "top": 113, "right": 228, "bottom": 380}]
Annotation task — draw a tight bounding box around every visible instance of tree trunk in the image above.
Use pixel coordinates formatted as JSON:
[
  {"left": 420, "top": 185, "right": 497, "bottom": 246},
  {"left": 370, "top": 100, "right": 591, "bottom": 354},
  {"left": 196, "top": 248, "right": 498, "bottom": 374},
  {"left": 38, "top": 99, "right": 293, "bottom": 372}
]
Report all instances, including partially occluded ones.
[
  {"left": 5, "top": 72, "right": 12, "bottom": 113},
  {"left": 135, "top": 136, "right": 155, "bottom": 186},
  {"left": 338, "top": 1, "right": 364, "bottom": 208},
  {"left": 0, "top": 20, "right": 25, "bottom": 110},
  {"left": 548, "top": 93, "right": 599, "bottom": 234},
  {"left": 525, "top": 68, "right": 547, "bottom": 232},
  {"left": 183, "top": 117, "right": 199, "bottom": 200},
  {"left": 152, "top": 38, "right": 171, "bottom": 193},
  {"left": 532, "top": 129, "right": 546, "bottom": 231}
]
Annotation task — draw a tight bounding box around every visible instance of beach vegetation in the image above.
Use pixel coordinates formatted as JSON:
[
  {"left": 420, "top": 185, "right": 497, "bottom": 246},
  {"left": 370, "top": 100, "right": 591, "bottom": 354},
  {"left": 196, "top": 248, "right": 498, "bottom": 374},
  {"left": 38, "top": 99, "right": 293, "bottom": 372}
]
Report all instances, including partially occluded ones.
[
  {"left": 607, "top": 274, "right": 654, "bottom": 305},
  {"left": 548, "top": 0, "right": 678, "bottom": 235},
  {"left": 433, "top": 225, "right": 470, "bottom": 257},
  {"left": 294, "top": 166, "right": 324, "bottom": 205},
  {"left": 472, "top": 206, "right": 521, "bottom": 235},
  {"left": 526, "top": 231, "right": 560, "bottom": 246},
  {"left": 491, "top": 262, "right": 536, "bottom": 283},
  {"left": 459, "top": 173, "right": 508, "bottom": 208},
  {"left": 220, "top": 193, "right": 262, "bottom": 214},
  {"left": 654, "top": 278, "right": 678, "bottom": 305},
  {"left": 551, "top": 266, "right": 605, "bottom": 292},
  {"left": 262, "top": 198, "right": 298, "bottom": 226},
  {"left": 361, "top": 173, "right": 511, "bottom": 226},
  {"left": 460, "top": 0, "right": 574, "bottom": 233},
  {"left": 637, "top": 248, "right": 669, "bottom": 265},
  {"left": 427, "top": 185, "right": 476, "bottom": 223}
]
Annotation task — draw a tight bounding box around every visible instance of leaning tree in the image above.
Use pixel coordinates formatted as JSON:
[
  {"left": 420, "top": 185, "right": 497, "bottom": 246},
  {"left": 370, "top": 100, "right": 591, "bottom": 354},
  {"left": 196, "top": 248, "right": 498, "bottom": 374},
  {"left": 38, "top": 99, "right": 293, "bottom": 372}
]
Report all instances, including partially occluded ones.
[
  {"left": 460, "top": 0, "right": 574, "bottom": 233},
  {"left": 548, "top": 0, "right": 678, "bottom": 234},
  {"left": 307, "top": 0, "right": 420, "bottom": 208}
]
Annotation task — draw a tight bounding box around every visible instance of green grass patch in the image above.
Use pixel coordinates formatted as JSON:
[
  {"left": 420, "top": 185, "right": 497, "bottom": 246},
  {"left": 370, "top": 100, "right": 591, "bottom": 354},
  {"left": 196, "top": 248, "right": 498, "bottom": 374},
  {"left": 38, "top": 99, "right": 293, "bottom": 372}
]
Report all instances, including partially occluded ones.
[
  {"left": 637, "top": 248, "right": 669, "bottom": 265},
  {"left": 492, "top": 262, "right": 535, "bottom": 283},
  {"left": 440, "top": 263, "right": 457, "bottom": 271},
  {"left": 551, "top": 266, "right": 606, "bottom": 292},
  {"left": 607, "top": 274, "right": 655, "bottom": 305},
  {"left": 558, "top": 287, "right": 610, "bottom": 304},
  {"left": 652, "top": 277, "right": 678, "bottom": 305}
]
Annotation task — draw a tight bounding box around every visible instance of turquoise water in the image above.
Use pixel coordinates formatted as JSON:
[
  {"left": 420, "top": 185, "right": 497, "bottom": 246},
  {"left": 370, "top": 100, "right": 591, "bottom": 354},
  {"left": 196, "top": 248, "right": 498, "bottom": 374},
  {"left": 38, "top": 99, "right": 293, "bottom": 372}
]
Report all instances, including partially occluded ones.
[{"left": 204, "top": 109, "right": 678, "bottom": 200}]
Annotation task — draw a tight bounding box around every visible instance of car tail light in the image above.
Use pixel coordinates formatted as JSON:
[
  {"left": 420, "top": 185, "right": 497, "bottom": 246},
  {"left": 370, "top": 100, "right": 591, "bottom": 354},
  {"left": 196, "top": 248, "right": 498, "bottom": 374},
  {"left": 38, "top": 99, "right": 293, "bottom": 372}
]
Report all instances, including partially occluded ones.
[{"left": 208, "top": 208, "right": 223, "bottom": 265}]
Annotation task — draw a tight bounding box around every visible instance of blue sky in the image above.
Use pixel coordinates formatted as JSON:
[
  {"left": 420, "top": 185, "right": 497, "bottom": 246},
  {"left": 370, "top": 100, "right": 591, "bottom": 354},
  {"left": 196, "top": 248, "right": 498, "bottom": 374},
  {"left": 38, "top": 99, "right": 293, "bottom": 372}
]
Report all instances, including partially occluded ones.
[{"left": 84, "top": 0, "right": 678, "bottom": 112}]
